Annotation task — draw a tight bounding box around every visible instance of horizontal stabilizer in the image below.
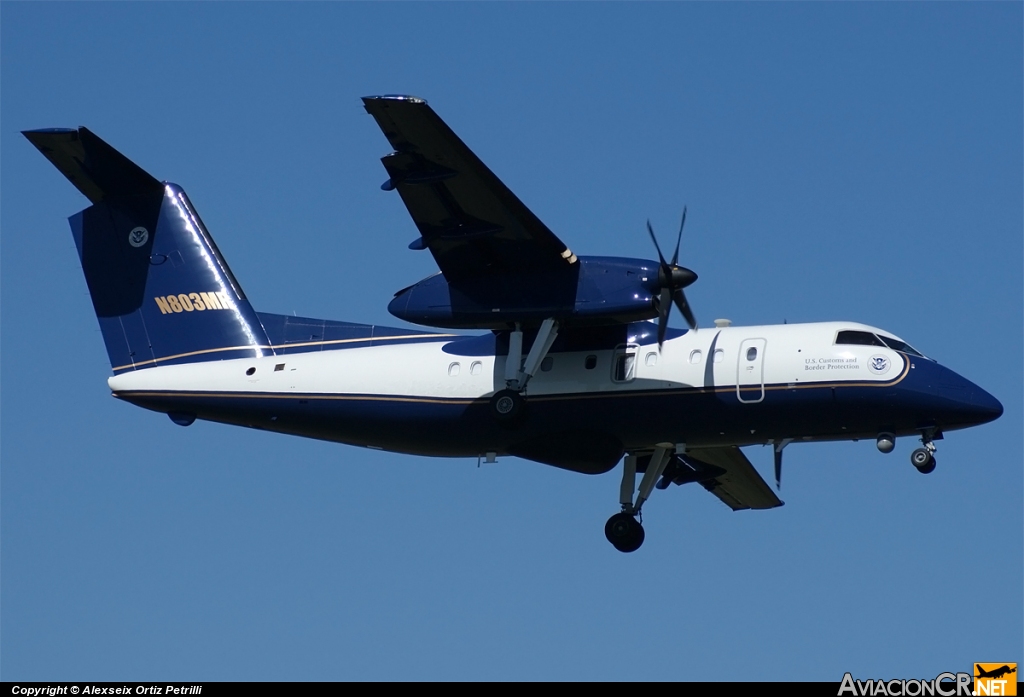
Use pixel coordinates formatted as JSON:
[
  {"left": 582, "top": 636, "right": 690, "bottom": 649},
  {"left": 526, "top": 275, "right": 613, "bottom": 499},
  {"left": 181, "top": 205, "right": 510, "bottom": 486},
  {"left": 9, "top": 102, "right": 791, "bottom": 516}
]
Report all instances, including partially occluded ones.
[
  {"left": 687, "top": 446, "right": 784, "bottom": 511},
  {"left": 23, "top": 128, "right": 161, "bottom": 204}
]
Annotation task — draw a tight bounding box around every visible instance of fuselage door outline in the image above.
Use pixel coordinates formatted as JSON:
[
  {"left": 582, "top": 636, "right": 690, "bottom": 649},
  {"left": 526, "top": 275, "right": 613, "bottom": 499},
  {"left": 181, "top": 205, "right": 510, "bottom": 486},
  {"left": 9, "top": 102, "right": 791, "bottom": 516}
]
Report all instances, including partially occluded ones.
[{"left": 737, "top": 338, "right": 767, "bottom": 403}]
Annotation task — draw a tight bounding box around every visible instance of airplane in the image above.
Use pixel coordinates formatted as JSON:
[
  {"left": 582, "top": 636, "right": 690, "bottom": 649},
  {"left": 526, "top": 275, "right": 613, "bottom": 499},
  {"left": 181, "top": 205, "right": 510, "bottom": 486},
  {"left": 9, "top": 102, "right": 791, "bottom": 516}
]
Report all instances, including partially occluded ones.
[
  {"left": 24, "top": 95, "right": 1003, "bottom": 553},
  {"left": 976, "top": 666, "right": 1017, "bottom": 680}
]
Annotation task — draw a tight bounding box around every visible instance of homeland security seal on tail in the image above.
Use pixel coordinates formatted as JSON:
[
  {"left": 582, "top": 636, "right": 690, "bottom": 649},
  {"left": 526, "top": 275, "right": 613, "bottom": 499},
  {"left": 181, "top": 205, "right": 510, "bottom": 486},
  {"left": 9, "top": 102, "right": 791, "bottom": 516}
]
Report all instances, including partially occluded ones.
[{"left": 128, "top": 226, "right": 149, "bottom": 247}]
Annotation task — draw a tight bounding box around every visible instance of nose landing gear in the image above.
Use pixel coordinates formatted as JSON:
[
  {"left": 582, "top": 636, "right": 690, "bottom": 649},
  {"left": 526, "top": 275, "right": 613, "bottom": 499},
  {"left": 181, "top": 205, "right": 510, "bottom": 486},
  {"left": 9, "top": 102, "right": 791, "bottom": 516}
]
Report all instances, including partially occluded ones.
[
  {"left": 911, "top": 430, "right": 939, "bottom": 474},
  {"left": 911, "top": 447, "right": 936, "bottom": 473}
]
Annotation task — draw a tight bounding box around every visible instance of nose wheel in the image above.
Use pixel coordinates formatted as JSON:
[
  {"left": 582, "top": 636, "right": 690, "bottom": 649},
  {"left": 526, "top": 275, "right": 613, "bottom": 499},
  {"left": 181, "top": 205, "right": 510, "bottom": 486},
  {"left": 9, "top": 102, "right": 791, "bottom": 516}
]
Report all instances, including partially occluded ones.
[
  {"left": 911, "top": 447, "right": 936, "bottom": 473},
  {"left": 911, "top": 430, "right": 939, "bottom": 474}
]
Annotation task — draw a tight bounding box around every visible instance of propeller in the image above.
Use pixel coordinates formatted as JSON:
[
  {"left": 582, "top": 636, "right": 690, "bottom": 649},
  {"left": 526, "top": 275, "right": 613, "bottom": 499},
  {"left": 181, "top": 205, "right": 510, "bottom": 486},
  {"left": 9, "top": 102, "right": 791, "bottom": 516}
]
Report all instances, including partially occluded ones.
[{"left": 646, "top": 207, "right": 699, "bottom": 347}]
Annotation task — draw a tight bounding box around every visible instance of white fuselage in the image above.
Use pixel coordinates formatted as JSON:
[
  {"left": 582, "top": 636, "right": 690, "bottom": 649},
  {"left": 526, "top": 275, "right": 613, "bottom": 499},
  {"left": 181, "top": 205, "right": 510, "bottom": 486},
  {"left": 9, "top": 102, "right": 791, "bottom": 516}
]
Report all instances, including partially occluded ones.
[{"left": 108, "top": 321, "right": 908, "bottom": 401}]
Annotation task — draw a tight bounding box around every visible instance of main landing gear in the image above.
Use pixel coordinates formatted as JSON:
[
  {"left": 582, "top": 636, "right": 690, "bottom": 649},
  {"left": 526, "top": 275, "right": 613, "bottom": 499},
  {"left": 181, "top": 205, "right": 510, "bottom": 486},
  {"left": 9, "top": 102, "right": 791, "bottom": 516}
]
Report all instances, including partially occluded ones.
[
  {"left": 605, "top": 445, "right": 679, "bottom": 553},
  {"left": 605, "top": 512, "right": 645, "bottom": 553},
  {"left": 490, "top": 319, "right": 559, "bottom": 423}
]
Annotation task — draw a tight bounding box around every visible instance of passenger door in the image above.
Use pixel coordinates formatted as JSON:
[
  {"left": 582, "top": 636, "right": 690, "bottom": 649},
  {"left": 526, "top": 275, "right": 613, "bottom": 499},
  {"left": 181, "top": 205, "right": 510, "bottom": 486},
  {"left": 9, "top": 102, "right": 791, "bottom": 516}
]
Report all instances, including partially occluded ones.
[{"left": 737, "top": 338, "right": 767, "bottom": 403}]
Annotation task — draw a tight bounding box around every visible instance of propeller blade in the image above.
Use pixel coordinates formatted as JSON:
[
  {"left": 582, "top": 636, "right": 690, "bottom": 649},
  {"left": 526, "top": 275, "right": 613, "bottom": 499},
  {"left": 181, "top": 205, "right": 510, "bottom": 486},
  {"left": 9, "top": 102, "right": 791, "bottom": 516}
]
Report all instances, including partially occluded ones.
[
  {"left": 670, "top": 206, "right": 687, "bottom": 266},
  {"left": 774, "top": 448, "right": 783, "bottom": 490},
  {"left": 646, "top": 220, "right": 667, "bottom": 265},
  {"left": 659, "top": 286, "right": 675, "bottom": 345},
  {"left": 673, "top": 289, "right": 698, "bottom": 330},
  {"left": 647, "top": 213, "right": 699, "bottom": 344}
]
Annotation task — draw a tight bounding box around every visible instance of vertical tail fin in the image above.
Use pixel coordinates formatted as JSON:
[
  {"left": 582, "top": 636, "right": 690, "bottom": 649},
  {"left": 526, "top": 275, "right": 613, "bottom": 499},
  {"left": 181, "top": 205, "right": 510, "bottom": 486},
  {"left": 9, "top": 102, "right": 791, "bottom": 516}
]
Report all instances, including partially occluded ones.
[{"left": 25, "top": 128, "right": 272, "bottom": 372}]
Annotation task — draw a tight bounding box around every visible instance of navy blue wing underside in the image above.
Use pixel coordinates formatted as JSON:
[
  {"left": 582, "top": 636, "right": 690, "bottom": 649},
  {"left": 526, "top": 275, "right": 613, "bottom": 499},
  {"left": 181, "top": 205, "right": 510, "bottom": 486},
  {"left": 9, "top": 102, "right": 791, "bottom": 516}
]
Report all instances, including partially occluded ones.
[{"left": 362, "top": 96, "right": 573, "bottom": 282}]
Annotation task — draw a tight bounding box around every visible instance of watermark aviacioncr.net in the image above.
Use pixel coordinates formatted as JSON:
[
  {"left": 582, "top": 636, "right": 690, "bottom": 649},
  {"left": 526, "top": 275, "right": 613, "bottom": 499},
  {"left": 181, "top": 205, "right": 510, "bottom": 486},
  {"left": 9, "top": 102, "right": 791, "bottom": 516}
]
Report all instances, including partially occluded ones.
[
  {"left": 839, "top": 666, "right": 1018, "bottom": 697},
  {"left": 838, "top": 665, "right": 1018, "bottom": 697}
]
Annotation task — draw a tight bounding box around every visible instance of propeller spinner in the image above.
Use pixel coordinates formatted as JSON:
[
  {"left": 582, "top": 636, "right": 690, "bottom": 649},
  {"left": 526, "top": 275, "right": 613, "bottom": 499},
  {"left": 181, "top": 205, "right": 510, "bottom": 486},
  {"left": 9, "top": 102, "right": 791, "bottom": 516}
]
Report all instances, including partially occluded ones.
[{"left": 647, "top": 208, "right": 699, "bottom": 347}]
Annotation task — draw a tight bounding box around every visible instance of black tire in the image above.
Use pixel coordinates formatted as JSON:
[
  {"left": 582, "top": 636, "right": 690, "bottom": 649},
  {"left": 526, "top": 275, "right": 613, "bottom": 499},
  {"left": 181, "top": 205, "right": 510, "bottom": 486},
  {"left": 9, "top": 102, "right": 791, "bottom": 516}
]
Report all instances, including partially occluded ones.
[
  {"left": 910, "top": 447, "right": 932, "bottom": 468},
  {"left": 490, "top": 389, "right": 525, "bottom": 423},
  {"left": 915, "top": 456, "right": 936, "bottom": 474},
  {"left": 604, "top": 512, "right": 645, "bottom": 553}
]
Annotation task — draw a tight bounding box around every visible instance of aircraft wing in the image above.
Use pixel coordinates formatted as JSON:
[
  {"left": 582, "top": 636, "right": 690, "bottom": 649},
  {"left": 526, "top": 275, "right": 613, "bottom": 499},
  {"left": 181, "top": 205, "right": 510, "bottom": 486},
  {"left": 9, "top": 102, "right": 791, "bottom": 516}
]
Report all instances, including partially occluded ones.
[
  {"left": 687, "top": 446, "right": 784, "bottom": 511},
  {"left": 362, "top": 96, "right": 576, "bottom": 283}
]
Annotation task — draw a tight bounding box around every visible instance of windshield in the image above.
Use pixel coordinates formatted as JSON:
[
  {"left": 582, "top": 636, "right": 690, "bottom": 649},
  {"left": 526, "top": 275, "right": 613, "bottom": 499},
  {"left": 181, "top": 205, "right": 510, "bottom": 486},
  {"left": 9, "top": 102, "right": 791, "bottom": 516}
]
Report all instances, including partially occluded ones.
[
  {"left": 835, "top": 330, "right": 928, "bottom": 358},
  {"left": 877, "top": 336, "right": 926, "bottom": 358},
  {"left": 835, "top": 330, "right": 886, "bottom": 347}
]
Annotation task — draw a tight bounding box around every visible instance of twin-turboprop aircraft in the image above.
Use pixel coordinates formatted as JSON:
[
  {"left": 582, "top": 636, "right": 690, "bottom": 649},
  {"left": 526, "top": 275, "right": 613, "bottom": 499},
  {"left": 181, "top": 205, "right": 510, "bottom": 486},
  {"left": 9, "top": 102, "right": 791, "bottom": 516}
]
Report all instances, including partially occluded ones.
[{"left": 25, "top": 95, "right": 1002, "bottom": 552}]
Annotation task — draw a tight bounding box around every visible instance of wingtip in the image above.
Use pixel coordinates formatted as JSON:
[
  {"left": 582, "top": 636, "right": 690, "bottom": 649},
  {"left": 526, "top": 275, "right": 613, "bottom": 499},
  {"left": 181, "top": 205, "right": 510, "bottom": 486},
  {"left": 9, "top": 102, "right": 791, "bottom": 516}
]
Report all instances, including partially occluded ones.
[
  {"left": 23, "top": 128, "right": 77, "bottom": 135},
  {"left": 362, "top": 94, "right": 427, "bottom": 105}
]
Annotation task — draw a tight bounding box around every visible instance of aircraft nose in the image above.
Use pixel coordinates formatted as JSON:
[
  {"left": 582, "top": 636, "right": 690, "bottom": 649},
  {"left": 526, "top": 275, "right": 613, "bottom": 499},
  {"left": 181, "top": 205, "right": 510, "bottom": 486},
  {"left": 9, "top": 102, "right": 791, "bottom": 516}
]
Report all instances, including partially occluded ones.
[
  {"left": 969, "top": 385, "right": 1003, "bottom": 424},
  {"left": 933, "top": 369, "right": 1003, "bottom": 427}
]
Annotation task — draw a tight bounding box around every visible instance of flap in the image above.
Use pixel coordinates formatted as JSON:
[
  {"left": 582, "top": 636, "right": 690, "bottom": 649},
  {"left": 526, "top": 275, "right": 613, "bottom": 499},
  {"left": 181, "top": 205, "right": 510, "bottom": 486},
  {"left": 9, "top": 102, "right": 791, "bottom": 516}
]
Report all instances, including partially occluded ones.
[{"left": 687, "top": 446, "right": 784, "bottom": 511}]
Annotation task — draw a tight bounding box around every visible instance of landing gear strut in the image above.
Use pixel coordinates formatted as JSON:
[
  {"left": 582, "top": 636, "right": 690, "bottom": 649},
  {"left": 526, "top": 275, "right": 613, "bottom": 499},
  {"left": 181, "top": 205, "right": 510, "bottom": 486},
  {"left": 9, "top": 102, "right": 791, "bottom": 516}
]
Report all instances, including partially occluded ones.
[
  {"left": 911, "top": 430, "right": 938, "bottom": 474},
  {"left": 605, "top": 445, "right": 678, "bottom": 553},
  {"left": 489, "top": 319, "right": 559, "bottom": 423}
]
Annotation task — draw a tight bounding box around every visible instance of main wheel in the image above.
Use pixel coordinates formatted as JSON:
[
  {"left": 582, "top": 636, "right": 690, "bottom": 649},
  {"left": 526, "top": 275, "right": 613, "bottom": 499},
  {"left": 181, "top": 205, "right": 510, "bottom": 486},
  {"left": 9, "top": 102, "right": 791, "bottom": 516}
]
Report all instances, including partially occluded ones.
[
  {"left": 490, "top": 389, "right": 525, "bottom": 423},
  {"left": 910, "top": 447, "right": 932, "bottom": 468},
  {"left": 604, "top": 512, "right": 645, "bottom": 553},
  {"left": 915, "top": 455, "right": 936, "bottom": 474}
]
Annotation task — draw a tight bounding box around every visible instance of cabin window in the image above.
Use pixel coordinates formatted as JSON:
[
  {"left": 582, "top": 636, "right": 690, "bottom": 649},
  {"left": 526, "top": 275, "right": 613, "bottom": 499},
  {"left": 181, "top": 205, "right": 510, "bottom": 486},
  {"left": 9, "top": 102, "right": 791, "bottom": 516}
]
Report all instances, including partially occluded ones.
[
  {"left": 612, "top": 345, "right": 638, "bottom": 383},
  {"left": 246, "top": 367, "right": 256, "bottom": 376},
  {"left": 448, "top": 362, "right": 461, "bottom": 377},
  {"left": 470, "top": 361, "right": 482, "bottom": 376},
  {"left": 613, "top": 354, "right": 635, "bottom": 382},
  {"left": 835, "top": 330, "right": 886, "bottom": 347},
  {"left": 714, "top": 349, "right": 724, "bottom": 363},
  {"left": 689, "top": 350, "right": 702, "bottom": 365},
  {"left": 541, "top": 357, "right": 554, "bottom": 372},
  {"left": 746, "top": 347, "right": 758, "bottom": 362},
  {"left": 585, "top": 355, "right": 597, "bottom": 370},
  {"left": 645, "top": 352, "right": 658, "bottom": 367}
]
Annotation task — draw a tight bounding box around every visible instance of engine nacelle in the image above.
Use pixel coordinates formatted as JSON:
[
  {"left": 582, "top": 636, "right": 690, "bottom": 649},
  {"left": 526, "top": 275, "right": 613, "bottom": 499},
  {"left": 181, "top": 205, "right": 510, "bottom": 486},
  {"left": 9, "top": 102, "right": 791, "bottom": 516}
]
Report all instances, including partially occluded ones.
[{"left": 388, "top": 256, "right": 662, "bottom": 329}]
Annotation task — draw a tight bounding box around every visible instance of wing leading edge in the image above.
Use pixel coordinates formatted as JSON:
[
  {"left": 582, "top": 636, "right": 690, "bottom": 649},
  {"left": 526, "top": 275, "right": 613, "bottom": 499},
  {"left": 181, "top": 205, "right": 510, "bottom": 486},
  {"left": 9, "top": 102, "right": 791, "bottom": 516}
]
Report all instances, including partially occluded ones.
[
  {"left": 362, "top": 95, "right": 576, "bottom": 283},
  {"left": 687, "top": 446, "right": 784, "bottom": 511}
]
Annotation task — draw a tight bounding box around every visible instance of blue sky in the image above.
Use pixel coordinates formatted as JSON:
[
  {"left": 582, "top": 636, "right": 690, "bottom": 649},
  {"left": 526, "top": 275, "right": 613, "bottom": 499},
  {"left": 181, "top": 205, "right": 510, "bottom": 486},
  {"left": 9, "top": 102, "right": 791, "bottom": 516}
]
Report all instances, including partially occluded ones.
[{"left": 2, "top": 3, "right": 1020, "bottom": 681}]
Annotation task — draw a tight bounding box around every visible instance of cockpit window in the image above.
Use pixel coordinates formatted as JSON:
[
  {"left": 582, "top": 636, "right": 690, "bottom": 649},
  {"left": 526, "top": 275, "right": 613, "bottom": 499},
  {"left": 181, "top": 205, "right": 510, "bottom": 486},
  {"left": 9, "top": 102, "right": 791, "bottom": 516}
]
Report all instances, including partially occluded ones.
[
  {"left": 877, "top": 336, "right": 925, "bottom": 358},
  {"left": 835, "top": 330, "right": 886, "bottom": 347},
  {"left": 835, "top": 330, "right": 927, "bottom": 358}
]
